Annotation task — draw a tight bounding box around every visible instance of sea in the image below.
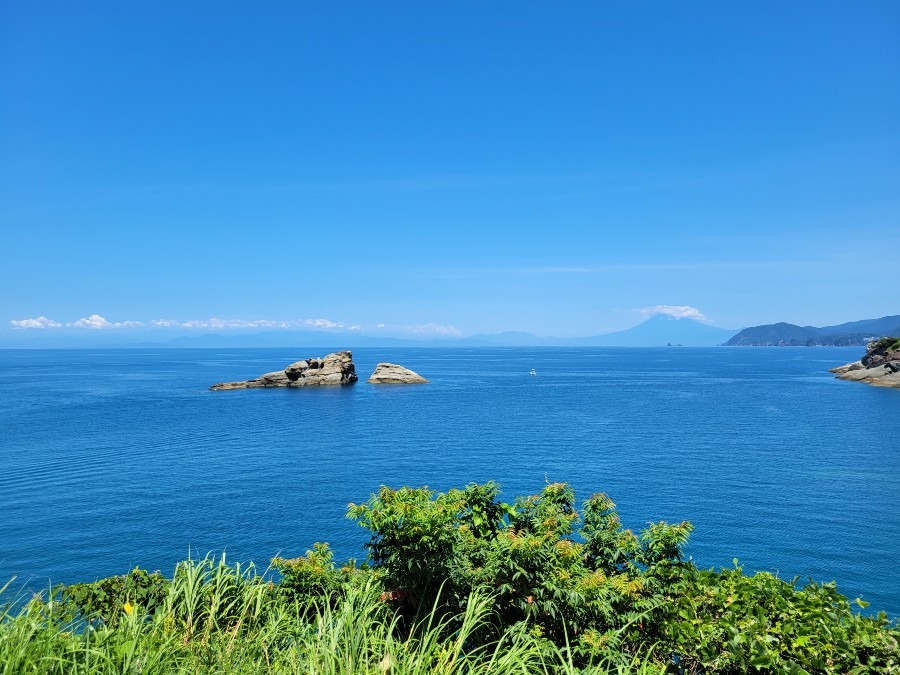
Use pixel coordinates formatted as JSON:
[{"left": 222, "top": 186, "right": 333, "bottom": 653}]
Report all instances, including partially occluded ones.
[{"left": 1, "top": 347, "right": 898, "bottom": 617}]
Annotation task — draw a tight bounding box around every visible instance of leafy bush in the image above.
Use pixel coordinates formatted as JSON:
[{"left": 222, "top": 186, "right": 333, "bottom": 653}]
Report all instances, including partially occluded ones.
[
  {"left": 61, "top": 567, "right": 168, "bottom": 626},
  {"left": 348, "top": 481, "right": 898, "bottom": 672},
  {"left": 349, "top": 482, "right": 693, "bottom": 662},
  {"left": 272, "top": 542, "right": 371, "bottom": 606},
  {"left": 665, "top": 564, "right": 899, "bottom": 673}
]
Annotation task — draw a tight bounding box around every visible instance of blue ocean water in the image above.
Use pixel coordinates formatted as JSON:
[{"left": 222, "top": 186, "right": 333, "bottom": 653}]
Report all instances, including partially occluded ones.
[{"left": 1, "top": 347, "right": 898, "bottom": 616}]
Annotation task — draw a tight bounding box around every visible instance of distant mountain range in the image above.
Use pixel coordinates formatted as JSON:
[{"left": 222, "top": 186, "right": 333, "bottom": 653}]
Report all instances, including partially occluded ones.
[
  {"left": 0, "top": 315, "right": 738, "bottom": 348},
  {"left": 176, "top": 316, "right": 735, "bottom": 347},
  {"left": 725, "top": 315, "right": 900, "bottom": 346},
  {"left": 572, "top": 314, "right": 738, "bottom": 347},
  {"left": 4, "top": 314, "right": 897, "bottom": 349}
]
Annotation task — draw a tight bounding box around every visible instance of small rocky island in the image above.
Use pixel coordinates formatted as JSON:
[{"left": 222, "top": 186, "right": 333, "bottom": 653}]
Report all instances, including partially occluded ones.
[
  {"left": 210, "top": 351, "right": 428, "bottom": 390},
  {"left": 367, "top": 363, "right": 429, "bottom": 384},
  {"left": 210, "top": 351, "right": 358, "bottom": 390},
  {"left": 830, "top": 337, "right": 900, "bottom": 389}
]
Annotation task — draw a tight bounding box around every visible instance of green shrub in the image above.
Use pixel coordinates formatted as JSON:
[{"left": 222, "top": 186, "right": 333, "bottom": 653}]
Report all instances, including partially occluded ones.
[
  {"left": 348, "top": 481, "right": 898, "bottom": 672},
  {"left": 272, "top": 542, "right": 372, "bottom": 606},
  {"left": 349, "top": 482, "right": 694, "bottom": 661},
  {"left": 61, "top": 567, "right": 168, "bottom": 626},
  {"left": 664, "top": 564, "right": 899, "bottom": 673}
]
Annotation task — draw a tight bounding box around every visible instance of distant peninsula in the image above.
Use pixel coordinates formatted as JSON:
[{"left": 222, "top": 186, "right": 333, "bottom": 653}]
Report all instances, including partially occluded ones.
[{"left": 724, "top": 315, "right": 900, "bottom": 347}]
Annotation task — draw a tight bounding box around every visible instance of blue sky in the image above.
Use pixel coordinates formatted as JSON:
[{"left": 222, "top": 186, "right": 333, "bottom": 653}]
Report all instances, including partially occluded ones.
[{"left": 2, "top": 1, "right": 898, "bottom": 340}]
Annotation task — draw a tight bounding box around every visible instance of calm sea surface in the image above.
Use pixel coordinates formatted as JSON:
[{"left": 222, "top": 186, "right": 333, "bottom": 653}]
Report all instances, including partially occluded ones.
[{"left": 1, "top": 347, "right": 898, "bottom": 616}]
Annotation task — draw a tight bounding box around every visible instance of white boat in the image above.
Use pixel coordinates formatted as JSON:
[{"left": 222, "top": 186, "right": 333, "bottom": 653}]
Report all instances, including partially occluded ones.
[{"left": 529, "top": 369, "right": 537, "bottom": 376}]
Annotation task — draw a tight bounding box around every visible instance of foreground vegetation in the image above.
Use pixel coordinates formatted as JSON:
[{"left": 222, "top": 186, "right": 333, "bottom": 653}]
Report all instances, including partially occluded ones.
[{"left": 2, "top": 482, "right": 897, "bottom": 673}]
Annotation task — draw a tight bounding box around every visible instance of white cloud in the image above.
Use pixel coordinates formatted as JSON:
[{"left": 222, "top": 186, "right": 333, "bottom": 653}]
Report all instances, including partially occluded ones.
[
  {"left": 174, "top": 318, "right": 291, "bottom": 329},
  {"left": 371, "top": 322, "right": 463, "bottom": 336},
  {"left": 10, "top": 314, "right": 452, "bottom": 335},
  {"left": 638, "top": 305, "right": 708, "bottom": 321},
  {"left": 304, "top": 318, "right": 346, "bottom": 330},
  {"left": 10, "top": 316, "right": 63, "bottom": 329},
  {"left": 148, "top": 317, "right": 357, "bottom": 331},
  {"left": 68, "top": 314, "right": 144, "bottom": 329},
  {"left": 411, "top": 323, "right": 463, "bottom": 336}
]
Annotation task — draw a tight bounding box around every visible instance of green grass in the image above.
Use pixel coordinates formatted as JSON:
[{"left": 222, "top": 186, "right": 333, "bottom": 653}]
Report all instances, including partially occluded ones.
[
  {"left": 0, "top": 562, "right": 598, "bottom": 675},
  {"left": 4, "top": 554, "right": 896, "bottom": 675}
]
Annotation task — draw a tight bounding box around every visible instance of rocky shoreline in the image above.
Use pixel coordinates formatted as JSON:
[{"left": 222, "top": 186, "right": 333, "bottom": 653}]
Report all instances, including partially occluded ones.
[
  {"left": 830, "top": 337, "right": 900, "bottom": 389},
  {"left": 210, "top": 351, "right": 427, "bottom": 390}
]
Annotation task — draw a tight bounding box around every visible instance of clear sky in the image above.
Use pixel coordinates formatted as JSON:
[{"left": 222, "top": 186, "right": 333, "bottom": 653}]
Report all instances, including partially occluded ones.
[{"left": 2, "top": 1, "right": 898, "bottom": 340}]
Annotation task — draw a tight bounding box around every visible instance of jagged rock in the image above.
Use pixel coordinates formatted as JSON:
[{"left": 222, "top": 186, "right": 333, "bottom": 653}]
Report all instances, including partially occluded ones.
[
  {"left": 210, "top": 351, "right": 358, "bottom": 390},
  {"left": 258, "top": 370, "right": 291, "bottom": 384},
  {"left": 829, "top": 361, "right": 864, "bottom": 375},
  {"left": 831, "top": 338, "right": 900, "bottom": 389},
  {"left": 861, "top": 347, "right": 900, "bottom": 368},
  {"left": 284, "top": 360, "right": 309, "bottom": 378},
  {"left": 367, "top": 363, "right": 428, "bottom": 384}
]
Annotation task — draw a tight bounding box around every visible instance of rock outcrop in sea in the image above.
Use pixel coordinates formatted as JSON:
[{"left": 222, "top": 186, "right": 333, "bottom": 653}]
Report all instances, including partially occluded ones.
[
  {"left": 367, "top": 363, "right": 429, "bottom": 384},
  {"left": 210, "top": 351, "right": 358, "bottom": 390},
  {"left": 830, "top": 338, "right": 900, "bottom": 389}
]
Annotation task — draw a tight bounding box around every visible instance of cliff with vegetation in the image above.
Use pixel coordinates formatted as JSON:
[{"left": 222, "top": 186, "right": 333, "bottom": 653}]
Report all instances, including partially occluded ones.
[
  {"left": 2, "top": 482, "right": 897, "bottom": 674},
  {"left": 725, "top": 315, "right": 900, "bottom": 346}
]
